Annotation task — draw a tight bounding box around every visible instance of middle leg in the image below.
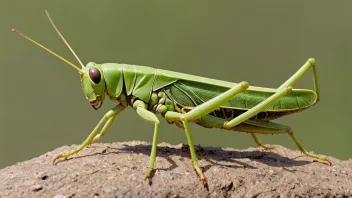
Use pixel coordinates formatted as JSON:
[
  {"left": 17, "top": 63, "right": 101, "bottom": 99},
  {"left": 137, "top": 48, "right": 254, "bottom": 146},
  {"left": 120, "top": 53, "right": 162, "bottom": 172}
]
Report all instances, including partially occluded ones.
[{"left": 133, "top": 100, "right": 161, "bottom": 180}]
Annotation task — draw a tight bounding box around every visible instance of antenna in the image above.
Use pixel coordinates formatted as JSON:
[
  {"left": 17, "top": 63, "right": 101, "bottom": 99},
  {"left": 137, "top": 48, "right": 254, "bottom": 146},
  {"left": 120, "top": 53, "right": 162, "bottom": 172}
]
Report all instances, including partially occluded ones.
[
  {"left": 45, "top": 10, "right": 85, "bottom": 69},
  {"left": 12, "top": 29, "right": 83, "bottom": 74}
]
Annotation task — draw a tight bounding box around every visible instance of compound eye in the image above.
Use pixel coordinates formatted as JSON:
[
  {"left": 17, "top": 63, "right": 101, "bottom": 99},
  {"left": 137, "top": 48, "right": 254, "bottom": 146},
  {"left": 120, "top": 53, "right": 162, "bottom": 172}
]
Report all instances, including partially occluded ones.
[{"left": 89, "top": 67, "right": 101, "bottom": 84}]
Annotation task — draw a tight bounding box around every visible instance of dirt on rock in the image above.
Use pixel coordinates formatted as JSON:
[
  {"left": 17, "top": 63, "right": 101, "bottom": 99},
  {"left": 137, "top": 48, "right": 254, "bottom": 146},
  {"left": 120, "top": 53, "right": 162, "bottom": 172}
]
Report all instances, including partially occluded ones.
[{"left": 0, "top": 141, "right": 351, "bottom": 198}]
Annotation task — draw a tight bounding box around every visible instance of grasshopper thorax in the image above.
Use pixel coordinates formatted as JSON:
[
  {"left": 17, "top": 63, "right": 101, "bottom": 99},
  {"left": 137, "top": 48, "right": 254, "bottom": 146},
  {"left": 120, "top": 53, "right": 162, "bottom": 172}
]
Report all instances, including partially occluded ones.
[{"left": 81, "top": 62, "right": 106, "bottom": 110}]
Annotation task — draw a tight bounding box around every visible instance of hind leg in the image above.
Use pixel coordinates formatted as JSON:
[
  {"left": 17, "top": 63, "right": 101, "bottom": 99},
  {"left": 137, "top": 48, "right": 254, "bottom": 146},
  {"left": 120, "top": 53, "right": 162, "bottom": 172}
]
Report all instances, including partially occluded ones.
[
  {"left": 224, "top": 58, "right": 320, "bottom": 129},
  {"left": 244, "top": 119, "right": 331, "bottom": 164},
  {"left": 200, "top": 115, "right": 331, "bottom": 165}
]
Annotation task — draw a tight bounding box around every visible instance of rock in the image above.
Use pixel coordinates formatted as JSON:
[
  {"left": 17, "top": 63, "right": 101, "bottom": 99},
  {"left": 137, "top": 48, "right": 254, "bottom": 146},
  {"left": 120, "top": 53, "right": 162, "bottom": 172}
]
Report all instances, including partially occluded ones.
[{"left": 0, "top": 141, "right": 351, "bottom": 197}]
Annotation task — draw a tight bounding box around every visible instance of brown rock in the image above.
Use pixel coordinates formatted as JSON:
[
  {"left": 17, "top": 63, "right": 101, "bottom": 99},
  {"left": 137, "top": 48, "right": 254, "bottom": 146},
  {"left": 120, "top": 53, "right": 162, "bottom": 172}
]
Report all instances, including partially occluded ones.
[{"left": 0, "top": 141, "right": 351, "bottom": 197}]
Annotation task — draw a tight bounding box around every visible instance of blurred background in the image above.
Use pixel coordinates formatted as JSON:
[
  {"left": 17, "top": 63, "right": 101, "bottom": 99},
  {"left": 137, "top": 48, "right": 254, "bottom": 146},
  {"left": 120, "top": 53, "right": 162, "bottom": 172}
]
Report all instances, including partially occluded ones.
[{"left": 1, "top": 1, "right": 351, "bottom": 169}]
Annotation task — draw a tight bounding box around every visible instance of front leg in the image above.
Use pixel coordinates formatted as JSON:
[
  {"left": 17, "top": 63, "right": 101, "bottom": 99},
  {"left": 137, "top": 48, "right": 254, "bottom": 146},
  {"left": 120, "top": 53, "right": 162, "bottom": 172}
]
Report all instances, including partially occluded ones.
[
  {"left": 53, "top": 104, "right": 125, "bottom": 164},
  {"left": 133, "top": 100, "right": 160, "bottom": 180}
]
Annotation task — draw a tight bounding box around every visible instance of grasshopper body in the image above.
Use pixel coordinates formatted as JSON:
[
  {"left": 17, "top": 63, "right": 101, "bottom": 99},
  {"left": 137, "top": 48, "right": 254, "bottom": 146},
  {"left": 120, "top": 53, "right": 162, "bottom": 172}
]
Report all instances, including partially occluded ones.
[
  {"left": 83, "top": 62, "right": 317, "bottom": 124},
  {"left": 13, "top": 11, "right": 330, "bottom": 184}
]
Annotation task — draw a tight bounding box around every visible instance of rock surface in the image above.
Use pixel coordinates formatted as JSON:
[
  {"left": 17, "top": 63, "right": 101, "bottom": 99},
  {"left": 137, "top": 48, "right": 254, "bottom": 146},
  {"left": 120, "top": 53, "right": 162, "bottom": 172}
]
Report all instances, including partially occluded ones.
[{"left": 0, "top": 141, "right": 351, "bottom": 198}]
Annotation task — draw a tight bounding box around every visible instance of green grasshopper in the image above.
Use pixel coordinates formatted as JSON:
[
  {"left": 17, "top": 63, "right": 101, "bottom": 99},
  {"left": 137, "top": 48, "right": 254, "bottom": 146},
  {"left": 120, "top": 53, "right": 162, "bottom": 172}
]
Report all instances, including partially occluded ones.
[{"left": 13, "top": 11, "right": 330, "bottom": 184}]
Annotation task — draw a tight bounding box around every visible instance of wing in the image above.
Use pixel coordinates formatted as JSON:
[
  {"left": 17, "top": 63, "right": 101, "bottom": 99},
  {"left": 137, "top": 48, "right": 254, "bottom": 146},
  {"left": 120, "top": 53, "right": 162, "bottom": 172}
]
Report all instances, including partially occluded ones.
[{"left": 153, "top": 69, "right": 317, "bottom": 111}]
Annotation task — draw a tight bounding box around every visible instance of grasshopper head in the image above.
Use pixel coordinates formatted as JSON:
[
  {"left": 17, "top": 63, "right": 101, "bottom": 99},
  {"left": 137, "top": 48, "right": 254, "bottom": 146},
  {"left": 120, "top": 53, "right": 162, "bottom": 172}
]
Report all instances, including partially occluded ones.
[
  {"left": 81, "top": 62, "right": 106, "bottom": 110},
  {"left": 13, "top": 12, "right": 109, "bottom": 110}
]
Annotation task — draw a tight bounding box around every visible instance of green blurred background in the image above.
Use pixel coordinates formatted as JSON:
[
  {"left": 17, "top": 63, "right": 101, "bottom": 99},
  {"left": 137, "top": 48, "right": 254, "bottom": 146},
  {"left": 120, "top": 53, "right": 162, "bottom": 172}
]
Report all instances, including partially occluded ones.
[{"left": 1, "top": 1, "right": 351, "bottom": 169}]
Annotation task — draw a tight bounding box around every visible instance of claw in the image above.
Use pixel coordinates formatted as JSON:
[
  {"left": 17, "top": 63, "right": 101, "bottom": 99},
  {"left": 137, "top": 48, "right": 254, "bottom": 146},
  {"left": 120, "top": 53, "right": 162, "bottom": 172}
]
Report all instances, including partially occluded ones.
[
  {"left": 263, "top": 145, "right": 275, "bottom": 151},
  {"left": 200, "top": 177, "right": 208, "bottom": 187},
  {"left": 327, "top": 158, "right": 332, "bottom": 166},
  {"left": 52, "top": 154, "right": 65, "bottom": 165},
  {"left": 323, "top": 157, "right": 332, "bottom": 166},
  {"left": 145, "top": 174, "right": 150, "bottom": 182},
  {"left": 145, "top": 174, "right": 153, "bottom": 185}
]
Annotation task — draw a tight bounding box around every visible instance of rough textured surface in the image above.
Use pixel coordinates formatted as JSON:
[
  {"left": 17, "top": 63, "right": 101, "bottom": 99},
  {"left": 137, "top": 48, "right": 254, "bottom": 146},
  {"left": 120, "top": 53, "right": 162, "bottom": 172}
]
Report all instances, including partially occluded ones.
[{"left": 0, "top": 141, "right": 351, "bottom": 198}]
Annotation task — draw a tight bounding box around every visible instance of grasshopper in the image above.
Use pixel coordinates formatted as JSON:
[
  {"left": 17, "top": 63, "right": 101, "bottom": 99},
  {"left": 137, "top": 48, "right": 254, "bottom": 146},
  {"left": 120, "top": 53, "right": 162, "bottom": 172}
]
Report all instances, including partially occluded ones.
[{"left": 13, "top": 11, "right": 330, "bottom": 184}]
